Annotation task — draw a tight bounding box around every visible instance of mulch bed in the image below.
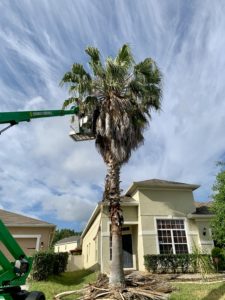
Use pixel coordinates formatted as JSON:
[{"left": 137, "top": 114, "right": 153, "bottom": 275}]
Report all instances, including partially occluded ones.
[{"left": 54, "top": 272, "right": 174, "bottom": 299}]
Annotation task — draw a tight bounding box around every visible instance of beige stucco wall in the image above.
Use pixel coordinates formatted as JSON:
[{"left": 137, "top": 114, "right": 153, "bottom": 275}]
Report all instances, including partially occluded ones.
[
  {"left": 0, "top": 226, "right": 54, "bottom": 259},
  {"left": 135, "top": 188, "right": 213, "bottom": 271},
  {"left": 194, "top": 219, "right": 214, "bottom": 253},
  {"left": 122, "top": 206, "right": 138, "bottom": 222},
  {"left": 54, "top": 241, "right": 78, "bottom": 253},
  {"left": 67, "top": 254, "right": 83, "bottom": 271},
  {"left": 138, "top": 189, "right": 196, "bottom": 216},
  {"left": 82, "top": 186, "right": 214, "bottom": 273},
  {"left": 82, "top": 212, "right": 101, "bottom": 270}
]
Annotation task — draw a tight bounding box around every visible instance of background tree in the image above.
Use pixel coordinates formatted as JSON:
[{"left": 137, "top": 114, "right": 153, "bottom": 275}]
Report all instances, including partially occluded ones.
[
  {"left": 61, "top": 44, "right": 162, "bottom": 287},
  {"left": 211, "top": 162, "right": 225, "bottom": 247},
  {"left": 52, "top": 228, "right": 81, "bottom": 246}
]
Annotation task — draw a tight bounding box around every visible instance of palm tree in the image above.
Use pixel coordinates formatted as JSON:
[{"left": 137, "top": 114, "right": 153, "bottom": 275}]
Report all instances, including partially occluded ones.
[{"left": 61, "top": 44, "right": 162, "bottom": 287}]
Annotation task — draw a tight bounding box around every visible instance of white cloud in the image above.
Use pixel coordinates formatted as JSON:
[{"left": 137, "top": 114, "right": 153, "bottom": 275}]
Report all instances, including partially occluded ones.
[{"left": 0, "top": 0, "right": 225, "bottom": 228}]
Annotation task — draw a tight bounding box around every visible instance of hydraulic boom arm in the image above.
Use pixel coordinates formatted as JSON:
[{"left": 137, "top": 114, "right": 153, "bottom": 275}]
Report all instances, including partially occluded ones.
[{"left": 0, "top": 108, "right": 78, "bottom": 135}]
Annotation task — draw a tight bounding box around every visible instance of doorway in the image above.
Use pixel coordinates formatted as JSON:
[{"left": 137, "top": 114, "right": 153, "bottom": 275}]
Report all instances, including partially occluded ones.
[{"left": 122, "top": 234, "right": 133, "bottom": 268}]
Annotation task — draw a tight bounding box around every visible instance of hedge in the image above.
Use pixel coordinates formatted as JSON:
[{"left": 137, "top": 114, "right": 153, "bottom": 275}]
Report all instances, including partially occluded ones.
[
  {"left": 144, "top": 254, "right": 212, "bottom": 273},
  {"left": 32, "top": 251, "right": 69, "bottom": 281},
  {"left": 211, "top": 247, "right": 225, "bottom": 271}
]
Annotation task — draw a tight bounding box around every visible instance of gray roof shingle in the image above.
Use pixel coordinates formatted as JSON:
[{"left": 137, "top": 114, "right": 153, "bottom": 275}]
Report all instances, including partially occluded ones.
[
  {"left": 194, "top": 201, "right": 212, "bottom": 215},
  {"left": 0, "top": 209, "right": 55, "bottom": 227},
  {"left": 55, "top": 235, "right": 80, "bottom": 245}
]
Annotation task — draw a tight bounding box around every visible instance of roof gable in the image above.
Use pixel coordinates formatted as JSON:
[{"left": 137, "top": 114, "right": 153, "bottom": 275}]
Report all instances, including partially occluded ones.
[
  {"left": 125, "top": 178, "right": 200, "bottom": 196},
  {"left": 0, "top": 209, "right": 55, "bottom": 227}
]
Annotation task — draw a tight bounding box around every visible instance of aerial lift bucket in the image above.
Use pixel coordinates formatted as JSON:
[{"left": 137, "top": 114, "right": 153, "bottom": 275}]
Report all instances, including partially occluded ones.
[{"left": 69, "top": 114, "right": 95, "bottom": 142}]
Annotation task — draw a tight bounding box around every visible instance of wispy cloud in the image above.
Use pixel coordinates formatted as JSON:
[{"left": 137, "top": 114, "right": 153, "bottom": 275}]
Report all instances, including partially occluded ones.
[{"left": 0, "top": 0, "right": 225, "bottom": 228}]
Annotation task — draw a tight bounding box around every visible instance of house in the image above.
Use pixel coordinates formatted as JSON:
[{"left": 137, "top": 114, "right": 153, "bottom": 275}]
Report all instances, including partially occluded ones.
[
  {"left": 54, "top": 235, "right": 81, "bottom": 253},
  {"left": 0, "top": 209, "right": 55, "bottom": 257},
  {"left": 81, "top": 179, "right": 214, "bottom": 273}
]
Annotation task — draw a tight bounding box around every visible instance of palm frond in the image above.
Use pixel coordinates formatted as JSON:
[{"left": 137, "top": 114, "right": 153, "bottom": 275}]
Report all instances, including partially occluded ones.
[
  {"left": 135, "top": 58, "right": 162, "bottom": 85},
  {"left": 85, "top": 47, "right": 101, "bottom": 63},
  {"left": 83, "top": 96, "right": 99, "bottom": 113},
  {"left": 72, "top": 63, "right": 90, "bottom": 78},
  {"left": 106, "top": 58, "right": 127, "bottom": 84},
  {"left": 62, "top": 97, "right": 80, "bottom": 109},
  {"left": 85, "top": 46, "right": 105, "bottom": 78},
  {"left": 59, "top": 72, "right": 73, "bottom": 86},
  {"left": 115, "top": 44, "right": 134, "bottom": 68}
]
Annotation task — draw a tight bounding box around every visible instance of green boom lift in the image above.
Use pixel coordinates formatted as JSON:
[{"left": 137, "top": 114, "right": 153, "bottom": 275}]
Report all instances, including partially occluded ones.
[
  {"left": 0, "top": 220, "right": 40, "bottom": 299},
  {"left": 0, "top": 107, "right": 95, "bottom": 299}
]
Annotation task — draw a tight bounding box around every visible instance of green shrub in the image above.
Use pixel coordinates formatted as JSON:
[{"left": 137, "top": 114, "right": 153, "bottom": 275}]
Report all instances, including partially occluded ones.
[
  {"left": 211, "top": 247, "right": 225, "bottom": 271},
  {"left": 144, "top": 255, "right": 158, "bottom": 273},
  {"left": 53, "top": 252, "right": 69, "bottom": 275},
  {"left": 144, "top": 254, "right": 212, "bottom": 274},
  {"left": 32, "top": 251, "right": 69, "bottom": 280},
  {"left": 32, "top": 252, "right": 54, "bottom": 281}
]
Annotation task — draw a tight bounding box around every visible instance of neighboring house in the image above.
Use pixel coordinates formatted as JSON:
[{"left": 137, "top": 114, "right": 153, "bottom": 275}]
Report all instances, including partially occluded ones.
[
  {"left": 0, "top": 209, "right": 55, "bottom": 257},
  {"left": 81, "top": 179, "right": 214, "bottom": 273},
  {"left": 54, "top": 235, "right": 80, "bottom": 253}
]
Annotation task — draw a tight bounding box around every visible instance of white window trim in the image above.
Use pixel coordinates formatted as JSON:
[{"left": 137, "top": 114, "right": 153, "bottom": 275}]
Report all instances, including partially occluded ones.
[
  {"left": 154, "top": 216, "right": 190, "bottom": 254},
  {"left": 13, "top": 234, "right": 41, "bottom": 251}
]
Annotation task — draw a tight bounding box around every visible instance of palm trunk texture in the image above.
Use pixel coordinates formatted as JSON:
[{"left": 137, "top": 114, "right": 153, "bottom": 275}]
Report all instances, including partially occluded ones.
[{"left": 106, "top": 158, "right": 125, "bottom": 287}]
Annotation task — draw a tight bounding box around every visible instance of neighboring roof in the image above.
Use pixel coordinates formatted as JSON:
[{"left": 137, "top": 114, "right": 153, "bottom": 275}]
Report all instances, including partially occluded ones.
[
  {"left": 188, "top": 201, "right": 214, "bottom": 219},
  {"left": 55, "top": 235, "right": 80, "bottom": 245},
  {"left": 125, "top": 179, "right": 200, "bottom": 196},
  {"left": 0, "top": 209, "right": 55, "bottom": 227},
  {"left": 193, "top": 201, "right": 212, "bottom": 215}
]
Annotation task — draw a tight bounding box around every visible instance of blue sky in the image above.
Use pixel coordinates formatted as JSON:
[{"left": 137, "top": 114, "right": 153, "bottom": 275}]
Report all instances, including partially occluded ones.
[{"left": 0, "top": 0, "right": 225, "bottom": 230}]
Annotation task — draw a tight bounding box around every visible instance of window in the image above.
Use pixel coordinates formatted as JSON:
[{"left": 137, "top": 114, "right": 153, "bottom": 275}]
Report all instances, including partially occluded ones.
[
  {"left": 157, "top": 219, "right": 188, "bottom": 254},
  {"left": 86, "top": 244, "right": 88, "bottom": 262},
  {"left": 109, "top": 235, "right": 112, "bottom": 260},
  {"left": 95, "top": 239, "right": 98, "bottom": 262}
]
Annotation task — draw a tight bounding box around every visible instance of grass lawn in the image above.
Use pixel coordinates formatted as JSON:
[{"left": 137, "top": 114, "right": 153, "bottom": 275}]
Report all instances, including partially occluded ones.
[
  {"left": 28, "top": 270, "right": 225, "bottom": 300},
  {"left": 28, "top": 269, "right": 97, "bottom": 300},
  {"left": 170, "top": 282, "right": 225, "bottom": 300}
]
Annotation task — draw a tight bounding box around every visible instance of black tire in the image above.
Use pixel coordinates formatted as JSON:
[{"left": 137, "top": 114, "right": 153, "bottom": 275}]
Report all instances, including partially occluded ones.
[
  {"left": 25, "top": 291, "right": 46, "bottom": 300},
  {"left": 11, "top": 289, "right": 29, "bottom": 300}
]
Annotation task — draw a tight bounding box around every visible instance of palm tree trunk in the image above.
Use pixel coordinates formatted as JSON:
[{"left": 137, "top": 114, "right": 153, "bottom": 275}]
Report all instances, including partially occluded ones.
[{"left": 106, "top": 157, "right": 125, "bottom": 287}]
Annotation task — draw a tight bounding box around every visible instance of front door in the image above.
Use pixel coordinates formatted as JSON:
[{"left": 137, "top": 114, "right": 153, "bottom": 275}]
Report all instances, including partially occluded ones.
[{"left": 122, "top": 234, "right": 133, "bottom": 268}]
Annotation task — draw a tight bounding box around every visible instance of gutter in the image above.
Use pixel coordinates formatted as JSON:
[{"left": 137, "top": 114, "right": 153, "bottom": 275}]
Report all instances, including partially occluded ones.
[
  {"left": 187, "top": 213, "right": 214, "bottom": 219},
  {"left": 5, "top": 223, "right": 56, "bottom": 227}
]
